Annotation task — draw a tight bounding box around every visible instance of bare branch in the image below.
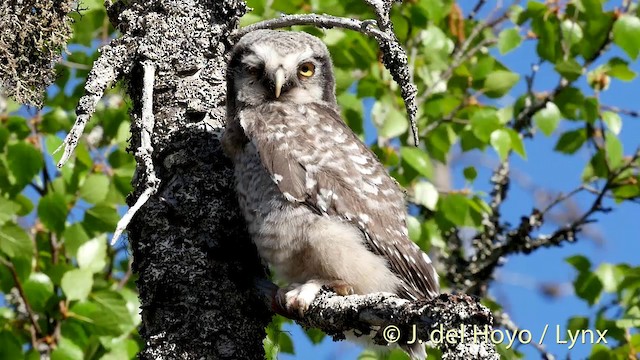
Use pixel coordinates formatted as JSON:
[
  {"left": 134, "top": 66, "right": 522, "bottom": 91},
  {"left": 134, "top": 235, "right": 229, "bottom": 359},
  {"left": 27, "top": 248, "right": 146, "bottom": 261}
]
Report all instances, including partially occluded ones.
[
  {"left": 54, "top": 42, "right": 134, "bottom": 168},
  {"left": 495, "top": 311, "right": 556, "bottom": 360},
  {"left": 601, "top": 104, "right": 639, "bottom": 118},
  {"left": 111, "top": 60, "right": 159, "bottom": 245},
  {"left": 468, "top": 0, "right": 487, "bottom": 20}
]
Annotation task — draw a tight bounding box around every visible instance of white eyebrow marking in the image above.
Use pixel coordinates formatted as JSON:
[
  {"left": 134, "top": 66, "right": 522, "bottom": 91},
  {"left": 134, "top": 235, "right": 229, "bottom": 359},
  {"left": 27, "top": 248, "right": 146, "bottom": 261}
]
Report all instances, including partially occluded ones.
[{"left": 250, "top": 43, "right": 315, "bottom": 72}]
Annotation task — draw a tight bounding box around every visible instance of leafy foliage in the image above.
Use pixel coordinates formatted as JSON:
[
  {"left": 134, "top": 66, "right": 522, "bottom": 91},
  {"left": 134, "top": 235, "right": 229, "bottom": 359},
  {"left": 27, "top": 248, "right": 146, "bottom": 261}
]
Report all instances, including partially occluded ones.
[
  {"left": 0, "top": 3, "right": 139, "bottom": 358},
  {"left": 0, "top": 0, "right": 638, "bottom": 359}
]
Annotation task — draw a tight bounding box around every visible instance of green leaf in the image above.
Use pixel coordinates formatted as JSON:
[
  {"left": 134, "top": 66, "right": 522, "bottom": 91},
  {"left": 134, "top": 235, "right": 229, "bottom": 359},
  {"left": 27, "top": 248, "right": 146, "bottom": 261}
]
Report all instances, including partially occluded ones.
[
  {"left": 532, "top": 13, "right": 561, "bottom": 62},
  {"left": 554, "top": 129, "right": 587, "bottom": 154},
  {"left": 413, "top": 182, "right": 439, "bottom": 211},
  {"left": 13, "top": 194, "right": 33, "bottom": 216},
  {"left": 533, "top": 102, "right": 561, "bottom": 136},
  {"left": 77, "top": 237, "right": 107, "bottom": 273},
  {"left": 37, "top": 192, "right": 68, "bottom": 234},
  {"left": 439, "top": 194, "right": 469, "bottom": 226},
  {"left": 7, "top": 142, "right": 43, "bottom": 188},
  {"left": 45, "top": 135, "right": 64, "bottom": 165},
  {"left": 0, "top": 331, "right": 22, "bottom": 359},
  {"left": 463, "top": 167, "right": 477, "bottom": 182},
  {"left": 400, "top": 147, "right": 433, "bottom": 179},
  {"left": 566, "top": 317, "right": 589, "bottom": 337},
  {"left": 566, "top": 255, "right": 591, "bottom": 272},
  {"left": 61, "top": 269, "right": 93, "bottom": 302},
  {"left": 554, "top": 59, "right": 583, "bottom": 82},
  {"left": 470, "top": 108, "right": 501, "bottom": 142},
  {"left": 277, "top": 332, "right": 294, "bottom": 354},
  {"left": 304, "top": 328, "right": 325, "bottom": 345},
  {"left": 0, "top": 222, "right": 33, "bottom": 258},
  {"left": 41, "top": 108, "right": 70, "bottom": 134},
  {"left": 79, "top": 173, "right": 111, "bottom": 204},
  {"left": 605, "top": 132, "right": 624, "bottom": 168},
  {"left": 0, "top": 197, "right": 20, "bottom": 225},
  {"left": 490, "top": 129, "right": 511, "bottom": 160},
  {"left": 407, "top": 215, "right": 422, "bottom": 242},
  {"left": 574, "top": 271, "right": 603, "bottom": 305},
  {"left": 560, "top": 19, "right": 584, "bottom": 46},
  {"left": 602, "top": 111, "right": 622, "bottom": 135},
  {"left": 613, "top": 14, "right": 640, "bottom": 59},
  {"left": 84, "top": 205, "right": 120, "bottom": 233},
  {"left": 483, "top": 70, "right": 520, "bottom": 98},
  {"left": 595, "top": 263, "right": 625, "bottom": 293},
  {"left": 51, "top": 337, "right": 84, "bottom": 360},
  {"left": 371, "top": 101, "right": 408, "bottom": 139},
  {"left": 507, "top": 128, "right": 527, "bottom": 159},
  {"left": 498, "top": 28, "right": 522, "bottom": 54},
  {"left": 606, "top": 57, "right": 637, "bottom": 81},
  {"left": 63, "top": 223, "right": 91, "bottom": 258},
  {"left": 88, "top": 290, "right": 135, "bottom": 335},
  {"left": 23, "top": 272, "right": 54, "bottom": 312}
]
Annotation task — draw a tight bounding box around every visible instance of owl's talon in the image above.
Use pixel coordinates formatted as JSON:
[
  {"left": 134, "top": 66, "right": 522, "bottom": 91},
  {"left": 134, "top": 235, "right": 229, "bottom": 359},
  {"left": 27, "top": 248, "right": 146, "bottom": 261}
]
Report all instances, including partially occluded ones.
[
  {"left": 276, "top": 280, "right": 353, "bottom": 317},
  {"left": 277, "top": 281, "right": 322, "bottom": 317},
  {"left": 325, "top": 279, "right": 354, "bottom": 296}
]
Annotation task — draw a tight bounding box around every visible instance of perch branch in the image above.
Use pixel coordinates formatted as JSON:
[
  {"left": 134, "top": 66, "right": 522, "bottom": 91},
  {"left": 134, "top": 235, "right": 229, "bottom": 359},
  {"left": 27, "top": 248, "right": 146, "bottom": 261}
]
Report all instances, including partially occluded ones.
[
  {"left": 111, "top": 60, "right": 159, "bottom": 245},
  {"left": 260, "top": 280, "right": 499, "bottom": 360},
  {"left": 54, "top": 42, "right": 134, "bottom": 167},
  {"left": 235, "top": 10, "right": 420, "bottom": 146}
]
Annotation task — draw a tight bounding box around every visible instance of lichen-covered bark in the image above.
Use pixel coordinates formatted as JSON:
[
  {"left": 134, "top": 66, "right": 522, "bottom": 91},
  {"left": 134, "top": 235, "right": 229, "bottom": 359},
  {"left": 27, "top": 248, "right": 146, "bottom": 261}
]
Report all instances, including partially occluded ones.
[
  {"left": 0, "top": 0, "right": 74, "bottom": 106},
  {"left": 113, "top": 1, "right": 271, "bottom": 358}
]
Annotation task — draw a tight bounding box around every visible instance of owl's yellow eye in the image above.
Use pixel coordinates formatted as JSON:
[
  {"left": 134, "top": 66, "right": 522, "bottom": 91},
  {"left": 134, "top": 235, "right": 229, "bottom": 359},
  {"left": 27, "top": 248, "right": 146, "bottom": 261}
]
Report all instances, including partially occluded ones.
[{"left": 298, "top": 62, "right": 315, "bottom": 78}]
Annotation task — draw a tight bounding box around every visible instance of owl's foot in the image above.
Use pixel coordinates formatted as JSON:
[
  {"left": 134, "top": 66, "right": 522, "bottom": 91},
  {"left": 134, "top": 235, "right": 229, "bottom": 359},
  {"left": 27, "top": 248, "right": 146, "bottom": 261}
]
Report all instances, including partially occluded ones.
[{"left": 277, "top": 279, "right": 354, "bottom": 317}]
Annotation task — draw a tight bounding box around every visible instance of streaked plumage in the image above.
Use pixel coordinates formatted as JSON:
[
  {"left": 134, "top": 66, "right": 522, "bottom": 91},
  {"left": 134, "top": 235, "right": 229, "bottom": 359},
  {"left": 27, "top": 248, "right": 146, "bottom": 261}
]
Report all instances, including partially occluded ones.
[{"left": 222, "top": 30, "right": 439, "bottom": 359}]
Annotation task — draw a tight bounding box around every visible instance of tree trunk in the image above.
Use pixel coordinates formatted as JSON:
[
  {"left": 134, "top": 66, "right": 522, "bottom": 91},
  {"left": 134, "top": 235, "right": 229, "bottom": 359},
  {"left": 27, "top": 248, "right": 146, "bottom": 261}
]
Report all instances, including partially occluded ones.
[{"left": 117, "top": 1, "right": 271, "bottom": 358}]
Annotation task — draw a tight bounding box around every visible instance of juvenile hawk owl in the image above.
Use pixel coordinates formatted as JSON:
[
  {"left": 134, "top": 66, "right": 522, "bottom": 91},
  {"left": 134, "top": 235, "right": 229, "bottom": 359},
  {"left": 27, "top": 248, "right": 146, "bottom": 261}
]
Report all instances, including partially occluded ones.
[{"left": 222, "top": 29, "right": 439, "bottom": 358}]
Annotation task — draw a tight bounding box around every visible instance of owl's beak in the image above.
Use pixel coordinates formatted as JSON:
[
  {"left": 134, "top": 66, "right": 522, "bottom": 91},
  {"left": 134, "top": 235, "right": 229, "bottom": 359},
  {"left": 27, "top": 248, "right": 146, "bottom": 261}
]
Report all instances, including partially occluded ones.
[{"left": 274, "top": 68, "right": 285, "bottom": 98}]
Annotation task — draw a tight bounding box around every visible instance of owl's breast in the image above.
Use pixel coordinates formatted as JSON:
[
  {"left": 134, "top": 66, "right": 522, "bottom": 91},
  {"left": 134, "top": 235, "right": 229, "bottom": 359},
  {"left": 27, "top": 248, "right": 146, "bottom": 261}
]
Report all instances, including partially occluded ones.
[{"left": 233, "top": 142, "right": 314, "bottom": 270}]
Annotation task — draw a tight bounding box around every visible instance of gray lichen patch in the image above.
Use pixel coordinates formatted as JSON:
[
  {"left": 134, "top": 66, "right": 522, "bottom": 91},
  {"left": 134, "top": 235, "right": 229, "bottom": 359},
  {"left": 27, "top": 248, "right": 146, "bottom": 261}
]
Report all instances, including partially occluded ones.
[{"left": 0, "top": 0, "right": 75, "bottom": 107}]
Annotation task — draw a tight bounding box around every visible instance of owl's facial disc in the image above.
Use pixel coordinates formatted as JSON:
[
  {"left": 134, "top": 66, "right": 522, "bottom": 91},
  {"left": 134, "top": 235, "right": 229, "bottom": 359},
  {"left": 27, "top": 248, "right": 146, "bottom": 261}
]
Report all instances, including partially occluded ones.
[{"left": 240, "top": 43, "right": 326, "bottom": 103}]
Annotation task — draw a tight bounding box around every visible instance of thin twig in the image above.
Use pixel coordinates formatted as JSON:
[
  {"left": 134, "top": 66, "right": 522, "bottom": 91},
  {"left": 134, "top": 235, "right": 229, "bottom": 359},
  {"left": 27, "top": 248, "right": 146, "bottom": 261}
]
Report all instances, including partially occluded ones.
[
  {"left": 539, "top": 186, "right": 585, "bottom": 214},
  {"left": 111, "top": 60, "right": 159, "bottom": 245},
  {"left": 601, "top": 104, "right": 639, "bottom": 118},
  {"left": 0, "top": 257, "right": 43, "bottom": 335},
  {"left": 496, "top": 311, "right": 556, "bottom": 360},
  {"left": 468, "top": 0, "right": 487, "bottom": 20},
  {"left": 117, "top": 258, "right": 133, "bottom": 290},
  {"left": 59, "top": 60, "right": 92, "bottom": 70}
]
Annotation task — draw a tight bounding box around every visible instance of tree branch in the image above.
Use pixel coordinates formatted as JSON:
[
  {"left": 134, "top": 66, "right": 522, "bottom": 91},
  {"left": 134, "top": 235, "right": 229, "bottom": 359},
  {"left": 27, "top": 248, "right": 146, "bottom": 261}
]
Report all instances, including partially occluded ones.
[
  {"left": 54, "top": 42, "right": 134, "bottom": 167},
  {"left": 261, "top": 281, "right": 499, "bottom": 360},
  {"left": 111, "top": 60, "right": 159, "bottom": 245}
]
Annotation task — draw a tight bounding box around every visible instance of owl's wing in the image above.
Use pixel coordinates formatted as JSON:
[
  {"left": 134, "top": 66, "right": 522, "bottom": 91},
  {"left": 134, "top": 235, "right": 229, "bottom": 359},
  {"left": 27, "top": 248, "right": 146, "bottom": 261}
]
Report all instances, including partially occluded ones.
[{"left": 241, "top": 102, "right": 439, "bottom": 300}]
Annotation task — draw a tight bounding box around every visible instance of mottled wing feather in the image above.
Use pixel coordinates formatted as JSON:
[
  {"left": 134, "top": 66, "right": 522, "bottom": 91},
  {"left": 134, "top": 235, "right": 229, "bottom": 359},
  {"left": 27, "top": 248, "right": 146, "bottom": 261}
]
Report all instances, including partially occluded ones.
[{"left": 240, "top": 102, "right": 439, "bottom": 299}]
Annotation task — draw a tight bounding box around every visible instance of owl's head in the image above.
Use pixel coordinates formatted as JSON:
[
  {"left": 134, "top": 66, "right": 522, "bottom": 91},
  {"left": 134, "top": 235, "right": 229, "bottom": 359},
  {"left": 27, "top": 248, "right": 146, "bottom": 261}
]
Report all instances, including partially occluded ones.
[{"left": 227, "top": 30, "right": 337, "bottom": 112}]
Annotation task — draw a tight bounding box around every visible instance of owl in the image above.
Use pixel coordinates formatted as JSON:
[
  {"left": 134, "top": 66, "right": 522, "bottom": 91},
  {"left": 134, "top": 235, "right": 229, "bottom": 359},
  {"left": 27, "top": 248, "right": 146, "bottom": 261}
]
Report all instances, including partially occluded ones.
[{"left": 222, "top": 30, "right": 439, "bottom": 359}]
